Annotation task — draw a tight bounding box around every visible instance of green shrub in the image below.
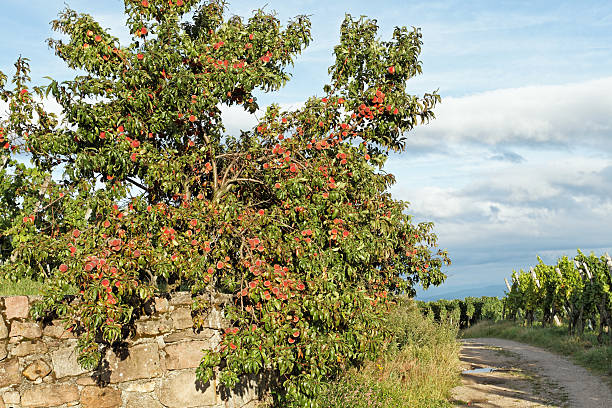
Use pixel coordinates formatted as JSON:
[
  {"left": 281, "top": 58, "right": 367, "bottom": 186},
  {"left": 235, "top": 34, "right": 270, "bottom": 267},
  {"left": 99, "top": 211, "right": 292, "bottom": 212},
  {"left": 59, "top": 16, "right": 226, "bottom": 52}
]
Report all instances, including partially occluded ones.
[
  {"left": 0, "top": 277, "right": 46, "bottom": 296},
  {"left": 316, "top": 299, "right": 460, "bottom": 408},
  {"left": 419, "top": 296, "right": 504, "bottom": 328}
]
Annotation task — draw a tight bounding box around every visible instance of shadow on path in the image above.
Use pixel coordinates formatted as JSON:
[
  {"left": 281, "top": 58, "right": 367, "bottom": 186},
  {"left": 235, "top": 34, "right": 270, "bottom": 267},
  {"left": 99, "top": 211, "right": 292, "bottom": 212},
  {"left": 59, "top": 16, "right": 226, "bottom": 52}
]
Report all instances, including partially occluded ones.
[{"left": 451, "top": 340, "right": 568, "bottom": 407}]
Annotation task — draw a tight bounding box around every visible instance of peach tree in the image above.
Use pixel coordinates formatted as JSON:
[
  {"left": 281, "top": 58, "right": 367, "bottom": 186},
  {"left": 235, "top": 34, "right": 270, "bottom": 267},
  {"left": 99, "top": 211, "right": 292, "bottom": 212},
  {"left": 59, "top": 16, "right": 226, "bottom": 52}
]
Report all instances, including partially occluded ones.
[{"left": 0, "top": 0, "right": 449, "bottom": 405}]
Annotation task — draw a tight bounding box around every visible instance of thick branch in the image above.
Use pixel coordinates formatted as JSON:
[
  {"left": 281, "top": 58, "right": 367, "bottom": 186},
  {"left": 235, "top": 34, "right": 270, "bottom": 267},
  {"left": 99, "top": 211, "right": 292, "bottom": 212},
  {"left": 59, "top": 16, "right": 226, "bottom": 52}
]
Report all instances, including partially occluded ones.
[
  {"left": 125, "top": 177, "right": 149, "bottom": 193},
  {"left": 221, "top": 157, "right": 240, "bottom": 187},
  {"left": 0, "top": 155, "right": 9, "bottom": 171},
  {"left": 213, "top": 177, "right": 263, "bottom": 203},
  {"left": 33, "top": 175, "right": 52, "bottom": 214}
]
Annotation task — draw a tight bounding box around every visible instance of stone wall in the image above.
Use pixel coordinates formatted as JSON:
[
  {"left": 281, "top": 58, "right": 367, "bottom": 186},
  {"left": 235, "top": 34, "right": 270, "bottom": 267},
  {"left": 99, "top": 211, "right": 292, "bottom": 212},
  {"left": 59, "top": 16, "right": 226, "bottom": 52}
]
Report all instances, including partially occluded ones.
[{"left": 0, "top": 293, "right": 265, "bottom": 408}]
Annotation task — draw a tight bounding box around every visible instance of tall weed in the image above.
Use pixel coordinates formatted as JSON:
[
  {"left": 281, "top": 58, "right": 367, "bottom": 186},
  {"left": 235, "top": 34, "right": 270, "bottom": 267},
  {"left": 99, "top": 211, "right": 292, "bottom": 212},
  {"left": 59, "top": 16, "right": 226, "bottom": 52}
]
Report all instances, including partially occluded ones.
[{"left": 316, "top": 298, "right": 460, "bottom": 408}]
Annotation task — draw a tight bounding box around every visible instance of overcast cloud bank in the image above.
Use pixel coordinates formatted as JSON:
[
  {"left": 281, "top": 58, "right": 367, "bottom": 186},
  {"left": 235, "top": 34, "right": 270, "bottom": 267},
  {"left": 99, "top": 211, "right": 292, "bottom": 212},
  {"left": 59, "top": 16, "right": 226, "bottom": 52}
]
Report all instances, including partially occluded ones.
[
  {"left": 406, "top": 77, "right": 612, "bottom": 151},
  {"left": 387, "top": 78, "right": 612, "bottom": 297}
]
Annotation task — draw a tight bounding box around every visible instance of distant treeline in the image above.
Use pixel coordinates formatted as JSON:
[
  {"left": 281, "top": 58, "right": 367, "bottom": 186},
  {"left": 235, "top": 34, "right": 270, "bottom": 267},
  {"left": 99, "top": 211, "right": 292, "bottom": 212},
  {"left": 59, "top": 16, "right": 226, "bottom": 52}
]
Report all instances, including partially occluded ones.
[{"left": 416, "top": 296, "right": 504, "bottom": 329}]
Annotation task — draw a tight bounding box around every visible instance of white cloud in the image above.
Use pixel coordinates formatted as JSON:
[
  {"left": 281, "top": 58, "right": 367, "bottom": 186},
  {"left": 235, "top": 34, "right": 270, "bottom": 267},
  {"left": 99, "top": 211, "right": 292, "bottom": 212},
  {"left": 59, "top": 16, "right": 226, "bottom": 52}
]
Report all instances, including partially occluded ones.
[
  {"left": 409, "top": 77, "right": 612, "bottom": 149},
  {"left": 221, "top": 105, "right": 259, "bottom": 136},
  {"left": 389, "top": 141, "right": 611, "bottom": 292},
  {"left": 401, "top": 154, "right": 610, "bottom": 227},
  {"left": 221, "top": 101, "right": 305, "bottom": 136}
]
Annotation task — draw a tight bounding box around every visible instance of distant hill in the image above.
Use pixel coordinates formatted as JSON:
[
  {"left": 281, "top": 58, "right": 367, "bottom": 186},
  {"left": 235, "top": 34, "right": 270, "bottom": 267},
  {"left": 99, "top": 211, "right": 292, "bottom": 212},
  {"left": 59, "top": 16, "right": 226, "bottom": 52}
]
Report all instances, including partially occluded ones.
[{"left": 416, "top": 284, "right": 506, "bottom": 302}]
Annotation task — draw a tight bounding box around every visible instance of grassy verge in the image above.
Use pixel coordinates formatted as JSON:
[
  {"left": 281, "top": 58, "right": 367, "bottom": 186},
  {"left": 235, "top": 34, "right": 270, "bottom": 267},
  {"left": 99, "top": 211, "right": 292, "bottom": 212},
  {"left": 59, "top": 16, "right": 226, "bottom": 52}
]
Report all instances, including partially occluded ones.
[
  {"left": 0, "top": 277, "right": 46, "bottom": 296},
  {"left": 461, "top": 320, "right": 612, "bottom": 385},
  {"left": 315, "top": 300, "right": 461, "bottom": 408}
]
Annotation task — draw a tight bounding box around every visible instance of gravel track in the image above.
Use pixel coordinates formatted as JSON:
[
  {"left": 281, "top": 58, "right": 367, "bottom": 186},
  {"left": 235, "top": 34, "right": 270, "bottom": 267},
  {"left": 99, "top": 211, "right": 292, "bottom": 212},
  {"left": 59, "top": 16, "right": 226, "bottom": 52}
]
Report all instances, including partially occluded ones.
[{"left": 451, "top": 338, "right": 612, "bottom": 408}]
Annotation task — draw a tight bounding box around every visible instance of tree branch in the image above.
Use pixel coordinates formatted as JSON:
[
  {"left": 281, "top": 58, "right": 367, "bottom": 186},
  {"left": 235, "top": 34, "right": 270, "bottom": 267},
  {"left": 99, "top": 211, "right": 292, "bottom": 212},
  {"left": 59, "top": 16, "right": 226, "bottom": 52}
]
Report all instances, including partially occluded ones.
[
  {"left": 213, "top": 177, "right": 264, "bottom": 203},
  {"left": 125, "top": 177, "right": 149, "bottom": 193},
  {"left": 0, "top": 155, "right": 9, "bottom": 171}
]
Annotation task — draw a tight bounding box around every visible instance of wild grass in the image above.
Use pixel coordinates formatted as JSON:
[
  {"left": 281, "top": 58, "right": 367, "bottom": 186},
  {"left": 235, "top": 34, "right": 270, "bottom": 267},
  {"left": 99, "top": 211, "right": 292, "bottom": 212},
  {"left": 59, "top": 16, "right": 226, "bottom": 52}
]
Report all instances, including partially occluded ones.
[
  {"left": 316, "top": 299, "right": 461, "bottom": 408},
  {"left": 0, "top": 277, "right": 46, "bottom": 296},
  {"left": 461, "top": 320, "right": 612, "bottom": 386}
]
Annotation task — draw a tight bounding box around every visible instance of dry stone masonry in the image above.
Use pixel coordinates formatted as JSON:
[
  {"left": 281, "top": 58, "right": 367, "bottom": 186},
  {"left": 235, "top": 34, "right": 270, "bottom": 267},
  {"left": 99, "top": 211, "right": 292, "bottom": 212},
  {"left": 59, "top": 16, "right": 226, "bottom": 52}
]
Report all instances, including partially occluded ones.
[{"left": 0, "top": 293, "right": 265, "bottom": 408}]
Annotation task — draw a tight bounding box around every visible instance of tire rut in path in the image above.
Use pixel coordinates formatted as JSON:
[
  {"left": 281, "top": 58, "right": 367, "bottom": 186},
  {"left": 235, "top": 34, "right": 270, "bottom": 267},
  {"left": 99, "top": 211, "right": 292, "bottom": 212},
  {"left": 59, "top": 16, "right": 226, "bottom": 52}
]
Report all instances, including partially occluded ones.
[{"left": 451, "top": 338, "right": 612, "bottom": 408}]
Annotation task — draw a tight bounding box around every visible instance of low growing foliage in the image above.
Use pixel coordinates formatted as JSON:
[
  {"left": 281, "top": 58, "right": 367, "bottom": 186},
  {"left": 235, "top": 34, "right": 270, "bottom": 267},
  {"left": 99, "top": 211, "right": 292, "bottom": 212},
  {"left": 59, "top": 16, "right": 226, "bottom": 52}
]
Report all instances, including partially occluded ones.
[
  {"left": 417, "top": 296, "right": 504, "bottom": 329},
  {"left": 0, "top": 0, "right": 449, "bottom": 405},
  {"left": 316, "top": 299, "right": 460, "bottom": 408}
]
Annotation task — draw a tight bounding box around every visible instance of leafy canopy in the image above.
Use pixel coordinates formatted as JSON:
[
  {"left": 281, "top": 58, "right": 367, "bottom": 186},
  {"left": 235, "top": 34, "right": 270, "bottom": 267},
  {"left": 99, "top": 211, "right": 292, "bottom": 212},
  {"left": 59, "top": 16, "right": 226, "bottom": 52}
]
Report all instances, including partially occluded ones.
[{"left": 0, "top": 0, "right": 449, "bottom": 405}]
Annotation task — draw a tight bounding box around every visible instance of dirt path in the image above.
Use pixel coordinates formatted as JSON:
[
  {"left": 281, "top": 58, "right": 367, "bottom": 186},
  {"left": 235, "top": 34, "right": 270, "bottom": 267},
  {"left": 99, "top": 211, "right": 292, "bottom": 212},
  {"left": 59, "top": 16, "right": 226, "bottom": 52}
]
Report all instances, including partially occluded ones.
[{"left": 451, "top": 338, "right": 612, "bottom": 408}]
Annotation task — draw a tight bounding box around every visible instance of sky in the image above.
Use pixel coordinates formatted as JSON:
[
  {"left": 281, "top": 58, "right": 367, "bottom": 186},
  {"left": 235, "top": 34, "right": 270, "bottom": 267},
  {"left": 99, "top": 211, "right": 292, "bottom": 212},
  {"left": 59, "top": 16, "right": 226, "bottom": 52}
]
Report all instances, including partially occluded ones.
[{"left": 1, "top": 0, "right": 611, "bottom": 299}]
